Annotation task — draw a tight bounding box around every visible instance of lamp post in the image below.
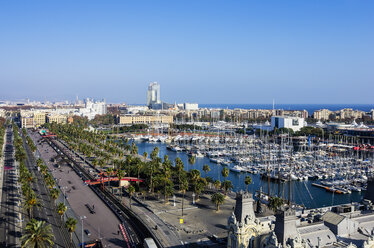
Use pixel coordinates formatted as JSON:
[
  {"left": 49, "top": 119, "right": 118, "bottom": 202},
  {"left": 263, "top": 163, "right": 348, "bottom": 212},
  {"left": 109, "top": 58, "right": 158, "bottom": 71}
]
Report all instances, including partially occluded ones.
[
  {"left": 80, "top": 216, "right": 86, "bottom": 248},
  {"left": 192, "top": 193, "right": 195, "bottom": 205},
  {"left": 173, "top": 195, "right": 176, "bottom": 207}
]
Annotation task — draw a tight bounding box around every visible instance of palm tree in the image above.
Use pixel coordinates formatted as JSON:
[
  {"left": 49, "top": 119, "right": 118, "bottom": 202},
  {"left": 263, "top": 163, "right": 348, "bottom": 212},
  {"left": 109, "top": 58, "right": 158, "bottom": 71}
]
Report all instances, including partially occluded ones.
[
  {"left": 92, "top": 158, "right": 98, "bottom": 168},
  {"left": 202, "top": 164, "right": 210, "bottom": 178},
  {"left": 128, "top": 185, "right": 135, "bottom": 209},
  {"left": 221, "top": 167, "right": 229, "bottom": 182},
  {"left": 65, "top": 217, "right": 77, "bottom": 242},
  {"left": 57, "top": 202, "right": 67, "bottom": 221},
  {"left": 222, "top": 180, "right": 233, "bottom": 195},
  {"left": 135, "top": 160, "right": 143, "bottom": 185},
  {"left": 180, "top": 177, "right": 189, "bottom": 217},
  {"left": 21, "top": 219, "right": 54, "bottom": 248},
  {"left": 50, "top": 188, "right": 59, "bottom": 206},
  {"left": 194, "top": 178, "right": 207, "bottom": 201},
  {"left": 24, "top": 195, "right": 38, "bottom": 219},
  {"left": 211, "top": 192, "right": 225, "bottom": 211},
  {"left": 148, "top": 153, "right": 161, "bottom": 193},
  {"left": 106, "top": 167, "right": 114, "bottom": 190},
  {"left": 213, "top": 180, "right": 221, "bottom": 192},
  {"left": 131, "top": 143, "right": 138, "bottom": 155},
  {"left": 162, "top": 155, "right": 172, "bottom": 203},
  {"left": 142, "top": 152, "right": 148, "bottom": 161},
  {"left": 269, "top": 196, "right": 283, "bottom": 212},
  {"left": 116, "top": 169, "right": 125, "bottom": 204},
  {"left": 175, "top": 158, "right": 184, "bottom": 188},
  {"left": 188, "top": 156, "right": 196, "bottom": 170},
  {"left": 245, "top": 175, "right": 252, "bottom": 192}
]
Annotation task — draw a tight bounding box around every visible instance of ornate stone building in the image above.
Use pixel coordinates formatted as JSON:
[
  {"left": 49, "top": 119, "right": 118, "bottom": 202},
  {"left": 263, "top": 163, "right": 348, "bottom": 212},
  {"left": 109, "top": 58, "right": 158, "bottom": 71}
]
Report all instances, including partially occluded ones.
[{"left": 227, "top": 191, "right": 273, "bottom": 248}]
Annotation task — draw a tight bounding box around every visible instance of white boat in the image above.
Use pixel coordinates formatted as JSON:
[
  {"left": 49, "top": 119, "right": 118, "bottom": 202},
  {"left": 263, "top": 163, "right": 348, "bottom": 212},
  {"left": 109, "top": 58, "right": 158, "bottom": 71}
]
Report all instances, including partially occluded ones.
[
  {"left": 195, "top": 151, "right": 204, "bottom": 158},
  {"left": 229, "top": 165, "right": 244, "bottom": 173}
]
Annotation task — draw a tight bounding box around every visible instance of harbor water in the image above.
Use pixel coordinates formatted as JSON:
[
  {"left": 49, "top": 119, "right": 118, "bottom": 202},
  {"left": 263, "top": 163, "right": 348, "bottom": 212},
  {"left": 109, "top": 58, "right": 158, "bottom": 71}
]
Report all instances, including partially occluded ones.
[{"left": 131, "top": 141, "right": 364, "bottom": 209}]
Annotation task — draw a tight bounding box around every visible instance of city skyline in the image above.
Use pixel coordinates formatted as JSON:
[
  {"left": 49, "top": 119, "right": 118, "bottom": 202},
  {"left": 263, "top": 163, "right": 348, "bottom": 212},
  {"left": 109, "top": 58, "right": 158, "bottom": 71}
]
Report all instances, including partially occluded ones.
[{"left": 0, "top": 1, "right": 373, "bottom": 104}]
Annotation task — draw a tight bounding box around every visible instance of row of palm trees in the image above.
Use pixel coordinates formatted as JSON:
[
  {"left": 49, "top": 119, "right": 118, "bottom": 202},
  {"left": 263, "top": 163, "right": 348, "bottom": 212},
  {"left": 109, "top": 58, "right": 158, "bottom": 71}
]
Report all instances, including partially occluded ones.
[
  {"left": 46, "top": 122, "right": 254, "bottom": 213},
  {"left": 13, "top": 124, "right": 54, "bottom": 247},
  {"left": 15, "top": 124, "right": 77, "bottom": 247},
  {"left": 34, "top": 139, "right": 78, "bottom": 243}
]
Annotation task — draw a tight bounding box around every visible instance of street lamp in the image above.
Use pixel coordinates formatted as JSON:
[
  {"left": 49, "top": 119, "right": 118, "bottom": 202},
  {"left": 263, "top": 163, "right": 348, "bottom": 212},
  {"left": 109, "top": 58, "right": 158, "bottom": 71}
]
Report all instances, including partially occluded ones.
[
  {"left": 173, "top": 195, "right": 176, "bottom": 207},
  {"left": 192, "top": 193, "right": 195, "bottom": 205},
  {"left": 80, "top": 216, "right": 87, "bottom": 248}
]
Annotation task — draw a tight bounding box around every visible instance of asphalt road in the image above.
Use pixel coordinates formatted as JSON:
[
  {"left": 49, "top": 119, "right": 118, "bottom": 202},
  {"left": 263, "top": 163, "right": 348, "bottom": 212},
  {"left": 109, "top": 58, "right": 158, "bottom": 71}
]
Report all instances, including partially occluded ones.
[
  {"left": 0, "top": 125, "right": 21, "bottom": 247},
  {"left": 19, "top": 129, "right": 73, "bottom": 248},
  {"left": 29, "top": 131, "right": 126, "bottom": 248}
]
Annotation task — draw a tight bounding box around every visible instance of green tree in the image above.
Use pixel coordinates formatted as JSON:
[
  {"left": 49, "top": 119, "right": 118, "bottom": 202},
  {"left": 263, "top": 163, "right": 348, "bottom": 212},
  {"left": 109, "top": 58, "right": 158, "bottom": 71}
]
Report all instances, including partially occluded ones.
[
  {"left": 213, "top": 180, "right": 221, "bottom": 192},
  {"left": 128, "top": 185, "right": 135, "bottom": 209},
  {"left": 50, "top": 188, "right": 59, "bottom": 206},
  {"left": 245, "top": 175, "right": 252, "bottom": 192},
  {"left": 222, "top": 180, "right": 233, "bottom": 195},
  {"left": 24, "top": 195, "right": 38, "bottom": 219},
  {"left": 57, "top": 202, "right": 67, "bottom": 221},
  {"left": 221, "top": 167, "right": 229, "bottom": 183},
  {"left": 269, "top": 196, "right": 283, "bottom": 212},
  {"left": 65, "top": 217, "right": 77, "bottom": 242},
  {"left": 21, "top": 219, "right": 54, "bottom": 248},
  {"left": 175, "top": 157, "right": 184, "bottom": 188},
  {"left": 188, "top": 156, "right": 196, "bottom": 170},
  {"left": 202, "top": 164, "right": 210, "bottom": 178},
  {"left": 116, "top": 169, "right": 125, "bottom": 203},
  {"left": 211, "top": 192, "right": 225, "bottom": 211},
  {"left": 131, "top": 143, "right": 138, "bottom": 155},
  {"left": 180, "top": 177, "right": 189, "bottom": 217},
  {"left": 142, "top": 151, "right": 148, "bottom": 160}
]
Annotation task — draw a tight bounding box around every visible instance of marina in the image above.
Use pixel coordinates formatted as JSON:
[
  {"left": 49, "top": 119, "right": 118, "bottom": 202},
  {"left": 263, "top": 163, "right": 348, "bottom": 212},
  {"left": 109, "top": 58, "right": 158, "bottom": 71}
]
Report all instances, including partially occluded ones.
[{"left": 128, "top": 134, "right": 371, "bottom": 209}]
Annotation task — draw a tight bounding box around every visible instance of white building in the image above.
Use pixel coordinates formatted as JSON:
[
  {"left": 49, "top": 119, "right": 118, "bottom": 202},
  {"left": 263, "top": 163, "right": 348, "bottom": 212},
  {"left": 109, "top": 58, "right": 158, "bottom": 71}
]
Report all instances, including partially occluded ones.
[
  {"left": 146, "top": 82, "right": 161, "bottom": 106},
  {"left": 79, "top": 98, "right": 107, "bottom": 120},
  {"left": 184, "top": 103, "right": 199, "bottom": 111},
  {"left": 271, "top": 116, "right": 305, "bottom": 132},
  {"left": 0, "top": 108, "right": 6, "bottom": 118}
]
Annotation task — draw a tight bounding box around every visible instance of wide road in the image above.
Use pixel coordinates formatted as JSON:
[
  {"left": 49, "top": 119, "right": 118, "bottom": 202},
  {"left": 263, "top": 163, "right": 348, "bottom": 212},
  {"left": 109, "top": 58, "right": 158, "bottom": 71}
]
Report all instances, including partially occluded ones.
[
  {"left": 20, "top": 129, "right": 73, "bottom": 248},
  {"left": 0, "top": 125, "right": 21, "bottom": 247},
  {"left": 29, "top": 130, "right": 127, "bottom": 248}
]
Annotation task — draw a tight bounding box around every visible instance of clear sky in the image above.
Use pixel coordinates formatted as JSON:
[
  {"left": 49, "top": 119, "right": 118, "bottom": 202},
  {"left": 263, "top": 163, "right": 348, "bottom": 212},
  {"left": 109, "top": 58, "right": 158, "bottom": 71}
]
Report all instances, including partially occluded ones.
[{"left": 0, "top": 0, "right": 373, "bottom": 104}]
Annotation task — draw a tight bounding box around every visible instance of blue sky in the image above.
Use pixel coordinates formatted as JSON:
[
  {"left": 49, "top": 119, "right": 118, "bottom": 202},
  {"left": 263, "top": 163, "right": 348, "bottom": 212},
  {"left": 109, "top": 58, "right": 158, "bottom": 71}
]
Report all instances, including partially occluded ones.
[{"left": 0, "top": 0, "right": 373, "bottom": 104}]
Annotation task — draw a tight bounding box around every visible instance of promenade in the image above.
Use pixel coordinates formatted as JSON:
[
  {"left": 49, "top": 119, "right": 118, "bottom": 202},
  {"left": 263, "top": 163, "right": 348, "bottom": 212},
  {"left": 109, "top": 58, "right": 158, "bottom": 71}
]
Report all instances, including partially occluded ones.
[{"left": 29, "top": 130, "right": 125, "bottom": 248}]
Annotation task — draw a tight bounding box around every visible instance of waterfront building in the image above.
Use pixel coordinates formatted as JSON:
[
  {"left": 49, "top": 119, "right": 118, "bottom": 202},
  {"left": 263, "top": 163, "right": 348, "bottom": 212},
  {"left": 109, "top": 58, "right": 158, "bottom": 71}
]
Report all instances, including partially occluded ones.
[
  {"left": 337, "top": 108, "right": 365, "bottom": 120},
  {"left": 116, "top": 114, "right": 173, "bottom": 125},
  {"left": 46, "top": 113, "right": 67, "bottom": 124},
  {"left": 271, "top": 116, "right": 305, "bottom": 132},
  {"left": 371, "top": 110, "right": 374, "bottom": 121},
  {"left": 20, "top": 110, "right": 47, "bottom": 128},
  {"left": 184, "top": 103, "right": 199, "bottom": 111},
  {"left": 125, "top": 105, "right": 149, "bottom": 114},
  {"left": 80, "top": 98, "right": 107, "bottom": 120},
  {"left": 147, "top": 82, "right": 161, "bottom": 106},
  {"left": 313, "top": 109, "right": 333, "bottom": 120}
]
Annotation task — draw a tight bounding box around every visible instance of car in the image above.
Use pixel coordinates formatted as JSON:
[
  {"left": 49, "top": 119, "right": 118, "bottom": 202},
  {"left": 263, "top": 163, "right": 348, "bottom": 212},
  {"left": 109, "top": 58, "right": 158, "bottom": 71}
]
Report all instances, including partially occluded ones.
[{"left": 84, "top": 229, "right": 91, "bottom": 236}]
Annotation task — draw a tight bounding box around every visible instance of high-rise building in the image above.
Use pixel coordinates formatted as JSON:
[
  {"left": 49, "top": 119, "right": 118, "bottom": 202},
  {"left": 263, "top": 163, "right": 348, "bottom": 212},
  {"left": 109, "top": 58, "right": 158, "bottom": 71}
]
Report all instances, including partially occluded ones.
[{"left": 146, "top": 82, "right": 161, "bottom": 106}]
